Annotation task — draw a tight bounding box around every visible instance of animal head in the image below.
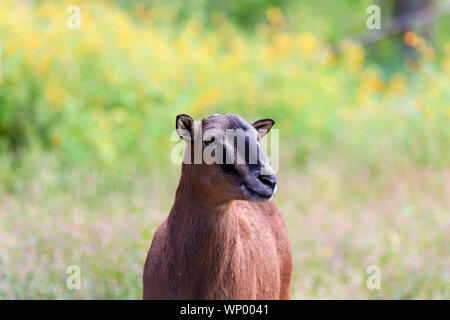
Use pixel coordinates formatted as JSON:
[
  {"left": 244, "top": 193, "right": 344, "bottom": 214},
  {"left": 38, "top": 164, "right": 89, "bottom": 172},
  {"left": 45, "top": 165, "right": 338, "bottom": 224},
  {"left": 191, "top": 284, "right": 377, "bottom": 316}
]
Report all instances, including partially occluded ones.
[{"left": 176, "top": 113, "right": 277, "bottom": 203}]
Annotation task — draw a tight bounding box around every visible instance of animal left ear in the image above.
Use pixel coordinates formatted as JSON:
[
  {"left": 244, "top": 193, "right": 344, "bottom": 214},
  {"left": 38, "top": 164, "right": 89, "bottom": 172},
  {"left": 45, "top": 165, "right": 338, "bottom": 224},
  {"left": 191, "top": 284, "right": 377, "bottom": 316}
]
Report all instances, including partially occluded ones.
[
  {"left": 251, "top": 118, "right": 275, "bottom": 139},
  {"left": 176, "top": 114, "right": 194, "bottom": 140}
]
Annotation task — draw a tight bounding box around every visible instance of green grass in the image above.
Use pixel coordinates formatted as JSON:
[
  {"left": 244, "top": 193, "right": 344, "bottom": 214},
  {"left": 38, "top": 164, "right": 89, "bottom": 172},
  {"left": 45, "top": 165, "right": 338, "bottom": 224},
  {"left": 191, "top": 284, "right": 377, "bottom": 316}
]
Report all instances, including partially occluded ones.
[
  {"left": 0, "top": 145, "right": 449, "bottom": 299},
  {"left": 0, "top": 0, "right": 449, "bottom": 299}
]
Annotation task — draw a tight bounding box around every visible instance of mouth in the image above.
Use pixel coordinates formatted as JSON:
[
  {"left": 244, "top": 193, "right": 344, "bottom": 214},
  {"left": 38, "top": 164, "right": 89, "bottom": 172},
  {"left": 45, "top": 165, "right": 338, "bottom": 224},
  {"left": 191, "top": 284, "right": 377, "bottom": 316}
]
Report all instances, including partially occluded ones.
[{"left": 241, "top": 183, "right": 276, "bottom": 202}]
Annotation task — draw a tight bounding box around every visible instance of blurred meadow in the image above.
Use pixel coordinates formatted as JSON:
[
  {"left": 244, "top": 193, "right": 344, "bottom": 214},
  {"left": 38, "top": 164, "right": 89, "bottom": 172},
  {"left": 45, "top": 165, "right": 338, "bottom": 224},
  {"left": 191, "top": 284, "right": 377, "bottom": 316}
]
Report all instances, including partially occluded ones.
[{"left": 0, "top": 0, "right": 449, "bottom": 299}]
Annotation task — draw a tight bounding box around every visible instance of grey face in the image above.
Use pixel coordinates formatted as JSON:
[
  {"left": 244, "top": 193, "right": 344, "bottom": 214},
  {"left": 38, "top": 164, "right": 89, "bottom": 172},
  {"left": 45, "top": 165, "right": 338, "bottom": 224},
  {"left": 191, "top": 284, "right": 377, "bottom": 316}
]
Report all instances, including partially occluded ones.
[{"left": 176, "top": 113, "right": 277, "bottom": 202}]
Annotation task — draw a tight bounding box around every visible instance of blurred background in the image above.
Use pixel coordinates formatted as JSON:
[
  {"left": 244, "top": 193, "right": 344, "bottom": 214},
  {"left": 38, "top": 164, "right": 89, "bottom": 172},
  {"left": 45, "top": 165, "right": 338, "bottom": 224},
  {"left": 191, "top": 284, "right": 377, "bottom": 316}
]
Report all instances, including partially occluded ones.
[{"left": 0, "top": 0, "right": 449, "bottom": 299}]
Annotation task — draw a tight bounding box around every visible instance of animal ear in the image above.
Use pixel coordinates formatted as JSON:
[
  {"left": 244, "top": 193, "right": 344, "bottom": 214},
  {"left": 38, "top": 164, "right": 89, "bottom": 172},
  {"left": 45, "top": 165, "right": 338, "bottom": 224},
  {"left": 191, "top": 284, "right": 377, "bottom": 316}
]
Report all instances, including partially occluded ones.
[
  {"left": 176, "top": 114, "right": 194, "bottom": 140},
  {"left": 251, "top": 118, "right": 275, "bottom": 139}
]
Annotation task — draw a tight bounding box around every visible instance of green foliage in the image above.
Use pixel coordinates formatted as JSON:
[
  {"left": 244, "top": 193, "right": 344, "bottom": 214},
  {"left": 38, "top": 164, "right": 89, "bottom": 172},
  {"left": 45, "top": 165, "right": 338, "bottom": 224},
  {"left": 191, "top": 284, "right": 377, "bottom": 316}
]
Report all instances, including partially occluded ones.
[{"left": 0, "top": 0, "right": 449, "bottom": 299}]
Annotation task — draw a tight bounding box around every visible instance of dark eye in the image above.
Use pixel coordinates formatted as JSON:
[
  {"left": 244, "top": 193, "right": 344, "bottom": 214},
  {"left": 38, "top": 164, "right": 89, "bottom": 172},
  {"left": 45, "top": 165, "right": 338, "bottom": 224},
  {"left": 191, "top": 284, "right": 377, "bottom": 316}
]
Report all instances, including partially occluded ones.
[{"left": 204, "top": 136, "right": 215, "bottom": 146}]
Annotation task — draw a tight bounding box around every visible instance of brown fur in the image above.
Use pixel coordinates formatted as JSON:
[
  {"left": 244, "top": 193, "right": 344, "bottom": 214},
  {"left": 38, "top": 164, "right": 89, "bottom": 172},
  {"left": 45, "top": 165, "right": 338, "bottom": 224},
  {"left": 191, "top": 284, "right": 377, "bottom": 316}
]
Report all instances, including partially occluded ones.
[
  {"left": 143, "top": 114, "right": 292, "bottom": 299},
  {"left": 143, "top": 164, "right": 292, "bottom": 299}
]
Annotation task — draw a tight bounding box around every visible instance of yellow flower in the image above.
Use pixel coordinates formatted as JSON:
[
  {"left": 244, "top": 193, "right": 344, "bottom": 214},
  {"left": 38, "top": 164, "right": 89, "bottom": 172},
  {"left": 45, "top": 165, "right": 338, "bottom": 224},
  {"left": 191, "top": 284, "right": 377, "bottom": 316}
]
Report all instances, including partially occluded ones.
[
  {"left": 362, "top": 69, "right": 384, "bottom": 93},
  {"left": 422, "top": 47, "right": 435, "bottom": 61},
  {"left": 442, "top": 57, "right": 450, "bottom": 72},
  {"left": 50, "top": 131, "right": 64, "bottom": 148},
  {"left": 185, "top": 20, "right": 202, "bottom": 38},
  {"left": 444, "top": 42, "right": 450, "bottom": 56},
  {"left": 200, "top": 36, "right": 218, "bottom": 58},
  {"left": 404, "top": 31, "right": 419, "bottom": 48},
  {"left": 340, "top": 40, "right": 365, "bottom": 71},
  {"left": 132, "top": 3, "right": 149, "bottom": 21},
  {"left": 191, "top": 89, "right": 222, "bottom": 114},
  {"left": 297, "top": 33, "right": 317, "bottom": 56},
  {"left": 272, "top": 33, "right": 293, "bottom": 56},
  {"left": 36, "top": 56, "right": 51, "bottom": 74},
  {"left": 388, "top": 74, "right": 406, "bottom": 96},
  {"left": 322, "top": 46, "right": 337, "bottom": 67},
  {"left": 45, "top": 85, "right": 68, "bottom": 107},
  {"left": 266, "top": 8, "right": 283, "bottom": 25},
  {"left": 37, "top": 3, "right": 61, "bottom": 20}
]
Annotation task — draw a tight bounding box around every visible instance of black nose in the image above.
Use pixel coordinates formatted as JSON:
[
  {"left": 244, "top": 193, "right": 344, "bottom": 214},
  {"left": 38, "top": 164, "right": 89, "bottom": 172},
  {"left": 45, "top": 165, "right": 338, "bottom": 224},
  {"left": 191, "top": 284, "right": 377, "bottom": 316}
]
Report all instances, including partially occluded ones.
[{"left": 258, "top": 174, "right": 277, "bottom": 188}]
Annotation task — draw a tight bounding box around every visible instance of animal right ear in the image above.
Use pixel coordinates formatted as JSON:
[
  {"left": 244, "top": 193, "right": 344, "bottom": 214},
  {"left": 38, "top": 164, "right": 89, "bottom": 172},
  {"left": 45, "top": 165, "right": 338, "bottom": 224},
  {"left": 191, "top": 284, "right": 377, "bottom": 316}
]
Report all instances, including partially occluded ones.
[
  {"left": 176, "top": 114, "right": 194, "bottom": 140},
  {"left": 251, "top": 118, "right": 275, "bottom": 139}
]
